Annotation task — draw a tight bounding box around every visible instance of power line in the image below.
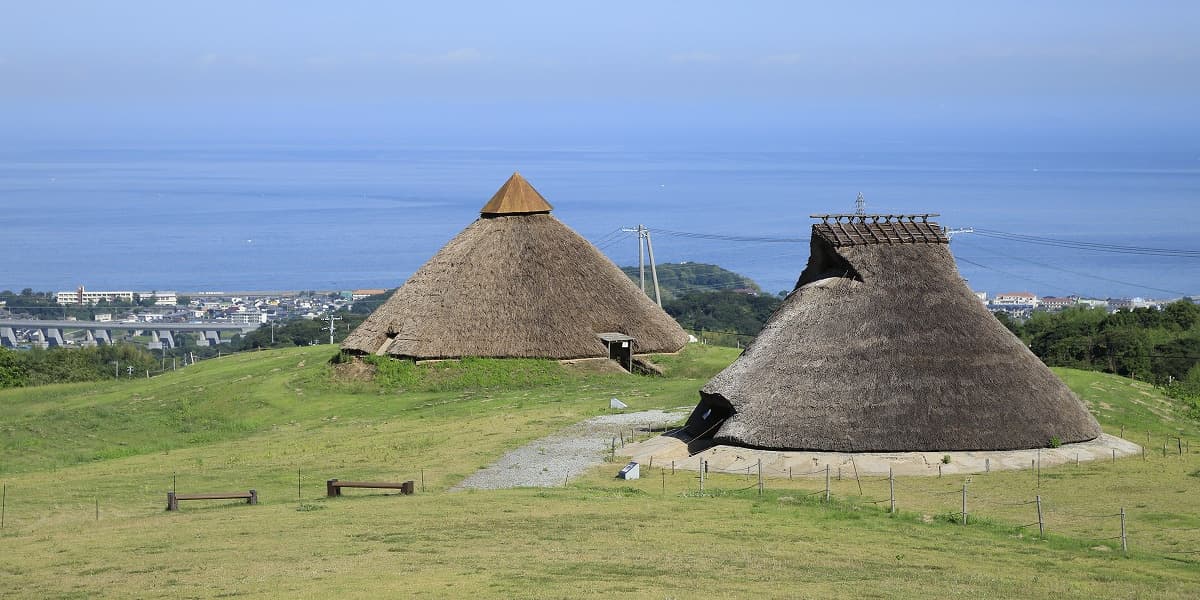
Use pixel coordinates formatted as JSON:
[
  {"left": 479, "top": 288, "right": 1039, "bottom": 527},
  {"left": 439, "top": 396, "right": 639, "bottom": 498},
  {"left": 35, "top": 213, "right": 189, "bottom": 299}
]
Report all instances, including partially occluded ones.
[
  {"left": 956, "top": 238, "right": 1191, "bottom": 297},
  {"left": 954, "top": 256, "right": 1077, "bottom": 296},
  {"left": 655, "top": 229, "right": 809, "bottom": 243},
  {"left": 974, "top": 229, "right": 1200, "bottom": 257},
  {"left": 594, "top": 231, "right": 632, "bottom": 252}
]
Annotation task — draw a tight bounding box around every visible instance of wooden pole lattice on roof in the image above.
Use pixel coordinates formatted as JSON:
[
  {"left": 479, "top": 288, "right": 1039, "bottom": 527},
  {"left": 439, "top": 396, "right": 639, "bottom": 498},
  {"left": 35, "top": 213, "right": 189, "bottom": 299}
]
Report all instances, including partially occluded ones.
[{"left": 809, "top": 213, "right": 947, "bottom": 246}]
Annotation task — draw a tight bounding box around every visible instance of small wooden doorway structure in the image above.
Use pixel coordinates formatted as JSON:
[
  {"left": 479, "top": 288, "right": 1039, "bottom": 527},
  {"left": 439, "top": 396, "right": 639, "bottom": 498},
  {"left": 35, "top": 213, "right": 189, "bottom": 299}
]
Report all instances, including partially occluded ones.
[{"left": 597, "top": 333, "right": 635, "bottom": 372}]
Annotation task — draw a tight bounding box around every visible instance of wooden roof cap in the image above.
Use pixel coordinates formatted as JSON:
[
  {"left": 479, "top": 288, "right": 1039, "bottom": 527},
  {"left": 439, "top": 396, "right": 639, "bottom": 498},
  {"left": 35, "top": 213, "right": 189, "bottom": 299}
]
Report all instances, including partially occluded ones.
[{"left": 480, "top": 172, "right": 554, "bottom": 216}]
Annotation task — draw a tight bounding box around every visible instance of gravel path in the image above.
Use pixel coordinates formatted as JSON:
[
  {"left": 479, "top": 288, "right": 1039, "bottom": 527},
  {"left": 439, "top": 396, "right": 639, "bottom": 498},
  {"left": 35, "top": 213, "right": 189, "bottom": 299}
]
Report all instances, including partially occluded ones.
[{"left": 453, "top": 409, "right": 687, "bottom": 490}]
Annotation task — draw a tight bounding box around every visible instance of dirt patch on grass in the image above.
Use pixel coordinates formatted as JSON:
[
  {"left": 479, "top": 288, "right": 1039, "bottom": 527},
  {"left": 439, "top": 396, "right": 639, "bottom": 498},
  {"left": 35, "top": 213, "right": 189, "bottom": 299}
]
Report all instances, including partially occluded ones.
[
  {"left": 331, "top": 359, "right": 376, "bottom": 382},
  {"left": 560, "top": 358, "right": 626, "bottom": 375}
]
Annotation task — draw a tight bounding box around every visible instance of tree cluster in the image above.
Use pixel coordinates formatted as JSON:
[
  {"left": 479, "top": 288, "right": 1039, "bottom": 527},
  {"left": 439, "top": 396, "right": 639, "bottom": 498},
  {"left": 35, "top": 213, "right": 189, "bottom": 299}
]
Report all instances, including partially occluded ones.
[
  {"left": 663, "top": 289, "right": 782, "bottom": 346},
  {"left": 0, "top": 344, "right": 159, "bottom": 388},
  {"left": 1002, "top": 301, "right": 1200, "bottom": 407},
  {"left": 233, "top": 309, "right": 368, "bottom": 351},
  {"left": 621, "top": 263, "right": 762, "bottom": 302}
]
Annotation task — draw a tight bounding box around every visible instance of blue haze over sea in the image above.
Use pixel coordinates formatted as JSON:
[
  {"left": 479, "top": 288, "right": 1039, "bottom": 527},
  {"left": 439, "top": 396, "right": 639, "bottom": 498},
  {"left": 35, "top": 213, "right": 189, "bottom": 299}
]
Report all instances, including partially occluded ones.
[{"left": 2, "top": 145, "right": 1198, "bottom": 300}]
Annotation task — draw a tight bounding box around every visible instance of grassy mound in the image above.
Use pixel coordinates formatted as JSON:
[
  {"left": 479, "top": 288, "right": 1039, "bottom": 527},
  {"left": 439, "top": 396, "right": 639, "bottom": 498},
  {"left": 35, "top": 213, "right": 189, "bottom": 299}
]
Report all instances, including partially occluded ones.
[{"left": 0, "top": 348, "right": 1197, "bottom": 597}]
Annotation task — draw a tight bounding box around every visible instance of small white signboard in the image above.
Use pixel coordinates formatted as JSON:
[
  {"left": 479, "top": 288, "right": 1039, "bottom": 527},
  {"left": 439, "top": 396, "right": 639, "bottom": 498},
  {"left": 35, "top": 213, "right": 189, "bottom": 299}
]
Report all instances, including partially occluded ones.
[
  {"left": 609, "top": 397, "right": 628, "bottom": 410},
  {"left": 617, "top": 461, "right": 640, "bottom": 480}
]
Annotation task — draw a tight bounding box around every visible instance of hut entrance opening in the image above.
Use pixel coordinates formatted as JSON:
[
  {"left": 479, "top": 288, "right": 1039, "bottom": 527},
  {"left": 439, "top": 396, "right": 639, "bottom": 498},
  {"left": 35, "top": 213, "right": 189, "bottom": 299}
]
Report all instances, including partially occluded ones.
[
  {"left": 683, "top": 392, "right": 733, "bottom": 439},
  {"left": 597, "top": 333, "right": 635, "bottom": 372}
]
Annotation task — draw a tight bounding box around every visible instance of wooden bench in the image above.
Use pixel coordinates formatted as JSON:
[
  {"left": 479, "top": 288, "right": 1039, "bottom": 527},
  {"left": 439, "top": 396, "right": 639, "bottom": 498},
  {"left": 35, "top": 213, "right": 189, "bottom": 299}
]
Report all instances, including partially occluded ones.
[
  {"left": 167, "top": 490, "right": 258, "bottom": 511},
  {"left": 326, "top": 479, "right": 414, "bottom": 497}
]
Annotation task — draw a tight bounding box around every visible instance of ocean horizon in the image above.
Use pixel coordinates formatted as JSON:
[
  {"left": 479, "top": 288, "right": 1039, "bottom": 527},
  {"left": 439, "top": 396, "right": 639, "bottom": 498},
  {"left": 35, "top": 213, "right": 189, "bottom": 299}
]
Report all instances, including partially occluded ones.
[{"left": 3, "top": 144, "right": 1198, "bottom": 300}]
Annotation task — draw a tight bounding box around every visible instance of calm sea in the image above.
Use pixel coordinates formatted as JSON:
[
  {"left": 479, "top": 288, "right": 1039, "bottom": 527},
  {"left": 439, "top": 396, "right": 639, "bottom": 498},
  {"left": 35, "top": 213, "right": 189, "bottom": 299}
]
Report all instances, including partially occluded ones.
[{"left": 2, "top": 145, "right": 1198, "bottom": 299}]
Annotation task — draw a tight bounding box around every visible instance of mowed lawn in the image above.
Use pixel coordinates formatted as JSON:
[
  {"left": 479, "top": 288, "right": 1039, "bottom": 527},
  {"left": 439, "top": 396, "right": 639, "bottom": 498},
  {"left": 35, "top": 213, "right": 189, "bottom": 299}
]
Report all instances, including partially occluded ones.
[{"left": 1, "top": 345, "right": 1198, "bottom": 598}]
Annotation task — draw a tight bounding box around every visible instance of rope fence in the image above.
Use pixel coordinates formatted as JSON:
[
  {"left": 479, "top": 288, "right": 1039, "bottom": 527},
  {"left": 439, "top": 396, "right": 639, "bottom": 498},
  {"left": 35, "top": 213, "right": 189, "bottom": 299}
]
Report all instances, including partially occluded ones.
[
  {"left": 665, "top": 458, "right": 1200, "bottom": 557},
  {"left": 1, "top": 435, "right": 1195, "bottom": 563}
]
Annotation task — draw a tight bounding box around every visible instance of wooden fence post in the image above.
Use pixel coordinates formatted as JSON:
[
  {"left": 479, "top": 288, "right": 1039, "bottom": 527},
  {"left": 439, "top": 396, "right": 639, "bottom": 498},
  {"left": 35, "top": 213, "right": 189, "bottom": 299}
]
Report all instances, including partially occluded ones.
[
  {"left": 824, "top": 465, "right": 830, "bottom": 503},
  {"left": 757, "top": 459, "right": 763, "bottom": 496},
  {"left": 1036, "top": 495, "right": 1044, "bottom": 538},
  {"left": 961, "top": 483, "right": 968, "bottom": 526},
  {"left": 1120, "top": 507, "right": 1128, "bottom": 555},
  {"left": 850, "top": 458, "right": 863, "bottom": 495},
  {"left": 888, "top": 467, "right": 895, "bottom": 514}
]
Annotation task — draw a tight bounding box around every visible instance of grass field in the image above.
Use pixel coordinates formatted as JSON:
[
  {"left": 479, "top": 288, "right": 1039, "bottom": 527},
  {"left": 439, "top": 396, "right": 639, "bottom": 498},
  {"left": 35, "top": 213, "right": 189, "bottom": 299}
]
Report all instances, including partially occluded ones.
[{"left": 1, "top": 345, "right": 1198, "bottom": 598}]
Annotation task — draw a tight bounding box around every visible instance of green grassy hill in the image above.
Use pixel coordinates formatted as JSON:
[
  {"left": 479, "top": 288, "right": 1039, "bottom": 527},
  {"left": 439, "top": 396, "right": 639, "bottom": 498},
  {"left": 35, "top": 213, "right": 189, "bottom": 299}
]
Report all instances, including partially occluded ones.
[
  {"left": 1, "top": 348, "right": 1198, "bottom": 598},
  {"left": 620, "top": 262, "right": 763, "bottom": 301}
]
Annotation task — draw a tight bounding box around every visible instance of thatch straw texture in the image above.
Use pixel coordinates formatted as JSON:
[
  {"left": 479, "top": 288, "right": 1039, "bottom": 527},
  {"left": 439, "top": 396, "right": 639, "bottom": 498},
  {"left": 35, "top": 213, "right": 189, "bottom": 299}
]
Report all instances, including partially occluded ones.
[
  {"left": 342, "top": 178, "right": 688, "bottom": 360},
  {"left": 684, "top": 222, "right": 1101, "bottom": 452}
]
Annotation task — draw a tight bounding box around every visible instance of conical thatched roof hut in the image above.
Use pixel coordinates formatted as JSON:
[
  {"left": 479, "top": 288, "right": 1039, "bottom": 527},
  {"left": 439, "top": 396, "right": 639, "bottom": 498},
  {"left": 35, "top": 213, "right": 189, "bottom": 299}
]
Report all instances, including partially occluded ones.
[
  {"left": 342, "top": 173, "right": 689, "bottom": 360},
  {"left": 684, "top": 213, "right": 1101, "bottom": 452}
]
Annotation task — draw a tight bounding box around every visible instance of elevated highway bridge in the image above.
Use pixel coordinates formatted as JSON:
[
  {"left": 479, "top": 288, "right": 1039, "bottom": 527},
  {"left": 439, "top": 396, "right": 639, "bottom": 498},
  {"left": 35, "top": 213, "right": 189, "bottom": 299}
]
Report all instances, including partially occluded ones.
[{"left": 0, "top": 319, "right": 258, "bottom": 349}]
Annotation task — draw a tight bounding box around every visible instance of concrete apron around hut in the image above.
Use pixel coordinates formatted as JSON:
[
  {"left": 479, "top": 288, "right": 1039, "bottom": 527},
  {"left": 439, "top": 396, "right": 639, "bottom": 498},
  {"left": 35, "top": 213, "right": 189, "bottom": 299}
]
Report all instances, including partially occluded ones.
[{"left": 618, "top": 433, "right": 1140, "bottom": 477}]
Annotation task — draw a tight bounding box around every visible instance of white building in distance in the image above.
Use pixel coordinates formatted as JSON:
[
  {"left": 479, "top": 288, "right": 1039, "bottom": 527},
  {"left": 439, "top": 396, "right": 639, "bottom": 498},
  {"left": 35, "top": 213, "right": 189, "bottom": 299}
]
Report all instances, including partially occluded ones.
[
  {"left": 229, "top": 310, "right": 267, "bottom": 325},
  {"left": 56, "top": 286, "right": 177, "bottom": 306},
  {"left": 992, "top": 292, "right": 1039, "bottom": 308}
]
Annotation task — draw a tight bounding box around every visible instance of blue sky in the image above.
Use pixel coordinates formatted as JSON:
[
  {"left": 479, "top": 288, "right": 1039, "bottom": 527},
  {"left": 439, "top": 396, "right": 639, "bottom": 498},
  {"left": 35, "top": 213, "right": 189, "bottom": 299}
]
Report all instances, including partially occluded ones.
[{"left": 2, "top": 1, "right": 1198, "bottom": 150}]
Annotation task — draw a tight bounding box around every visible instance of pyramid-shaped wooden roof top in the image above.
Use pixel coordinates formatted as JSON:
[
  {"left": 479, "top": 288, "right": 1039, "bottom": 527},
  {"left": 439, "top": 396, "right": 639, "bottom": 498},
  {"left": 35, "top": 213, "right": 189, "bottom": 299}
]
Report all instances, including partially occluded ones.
[{"left": 480, "top": 172, "right": 553, "bottom": 216}]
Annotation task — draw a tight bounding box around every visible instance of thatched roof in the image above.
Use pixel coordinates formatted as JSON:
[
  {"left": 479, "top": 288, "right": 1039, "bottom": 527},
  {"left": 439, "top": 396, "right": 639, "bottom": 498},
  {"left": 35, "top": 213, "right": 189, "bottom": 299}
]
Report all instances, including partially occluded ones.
[
  {"left": 684, "top": 214, "right": 1101, "bottom": 452},
  {"left": 341, "top": 173, "right": 688, "bottom": 360}
]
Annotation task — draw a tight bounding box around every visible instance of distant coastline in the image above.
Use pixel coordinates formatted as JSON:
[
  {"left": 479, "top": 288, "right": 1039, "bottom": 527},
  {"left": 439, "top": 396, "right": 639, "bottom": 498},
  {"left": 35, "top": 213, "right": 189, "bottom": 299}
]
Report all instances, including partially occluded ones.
[{"left": 4, "top": 146, "right": 1197, "bottom": 298}]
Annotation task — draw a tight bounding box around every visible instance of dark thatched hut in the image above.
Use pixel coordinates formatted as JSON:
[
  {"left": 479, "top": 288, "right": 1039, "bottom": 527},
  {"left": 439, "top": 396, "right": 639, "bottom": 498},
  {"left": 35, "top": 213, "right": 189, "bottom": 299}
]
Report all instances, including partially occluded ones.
[
  {"left": 684, "top": 214, "right": 1101, "bottom": 452},
  {"left": 341, "top": 172, "right": 689, "bottom": 360}
]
